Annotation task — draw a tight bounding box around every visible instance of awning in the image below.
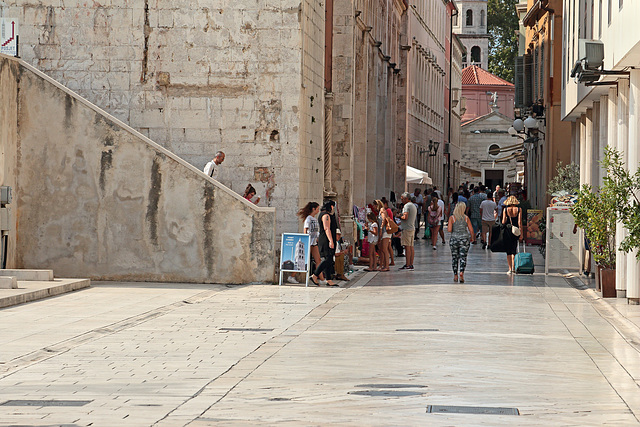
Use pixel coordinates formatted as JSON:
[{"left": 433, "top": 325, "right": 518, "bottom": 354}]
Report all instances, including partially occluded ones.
[{"left": 406, "top": 165, "right": 433, "bottom": 185}]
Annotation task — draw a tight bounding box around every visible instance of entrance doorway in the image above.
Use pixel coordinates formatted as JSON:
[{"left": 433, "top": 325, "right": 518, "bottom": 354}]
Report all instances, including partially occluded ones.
[{"left": 484, "top": 169, "right": 504, "bottom": 193}]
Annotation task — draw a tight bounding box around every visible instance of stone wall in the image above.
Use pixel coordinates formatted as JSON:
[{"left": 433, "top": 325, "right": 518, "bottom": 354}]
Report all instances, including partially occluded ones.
[
  {"left": 0, "top": 55, "right": 276, "bottom": 284},
  {"left": 4, "top": 0, "right": 325, "bottom": 235}
]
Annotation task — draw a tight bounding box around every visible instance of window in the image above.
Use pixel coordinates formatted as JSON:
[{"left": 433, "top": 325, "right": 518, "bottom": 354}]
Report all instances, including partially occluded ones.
[
  {"left": 488, "top": 144, "right": 501, "bottom": 157},
  {"left": 480, "top": 10, "right": 485, "bottom": 26},
  {"left": 471, "top": 46, "right": 481, "bottom": 63},
  {"left": 453, "top": 12, "right": 458, "bottom": 26},
  {"left": 466, "top": 9, "right": 473, "bottom": 26}
]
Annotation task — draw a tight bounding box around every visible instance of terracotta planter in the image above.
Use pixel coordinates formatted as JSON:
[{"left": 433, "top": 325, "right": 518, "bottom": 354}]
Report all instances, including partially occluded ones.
[{"left": 599, "top": 268, "right": 616, "bottom": 298}]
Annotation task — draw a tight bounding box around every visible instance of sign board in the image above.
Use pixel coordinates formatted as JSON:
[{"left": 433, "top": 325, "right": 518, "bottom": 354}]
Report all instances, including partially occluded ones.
[
  {"left": 545, "top": 207, "right": 580, "bottom": 274},
  {"left": 526, "top": 209, "right": 544, "bottom": 245},
  {"left": 279, "top": 233, "right": 311, "bottom": 286},
  {"left": 1, "top": 18, "right": 19, "bottom": 57}
]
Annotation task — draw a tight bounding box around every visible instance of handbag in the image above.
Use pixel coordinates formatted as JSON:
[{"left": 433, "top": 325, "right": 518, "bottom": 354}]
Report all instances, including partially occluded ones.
[
  {"left": 511, "top": 225, "right": 521, "bottom": 237},
  {"left": 424, "top": 226, "right": 431, "bottom": 238},
  {"left": 490, "top": 223, "right": 508, "bottom": 252},
  {"left": 386, "top": 218, "right": 399, "bottom": 234}
]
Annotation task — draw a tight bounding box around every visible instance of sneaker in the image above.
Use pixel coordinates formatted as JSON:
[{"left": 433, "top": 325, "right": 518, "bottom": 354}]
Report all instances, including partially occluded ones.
[
  {"left": 433, "top": 246, "right": 437, "bottom": 250},
  {"left": 287, "top": 276, "right": 298, "bottom": 284},
  {"left": 482, "top": 242, "right": 487, "bottom": 249},
  {"left": 407, "top": 265, "right": 415, "bottom": 271},
  {"left": 399, "top": 265, "right": 409, "bottom": 270}
]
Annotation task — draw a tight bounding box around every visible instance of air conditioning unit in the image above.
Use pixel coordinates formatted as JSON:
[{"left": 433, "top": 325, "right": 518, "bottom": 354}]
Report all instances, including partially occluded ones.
[{"left": 579, "top": 39, "right": 604, "bottom": 70}]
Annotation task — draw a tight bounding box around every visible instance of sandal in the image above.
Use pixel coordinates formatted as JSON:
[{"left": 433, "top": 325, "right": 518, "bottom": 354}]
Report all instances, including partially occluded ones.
[
  {"left": 326, "top": 281, "right": 339, "bottom": 287},
  {"left": 380, "top": 269, "right": 390, "bottom": 272},
  {"left": 309, "top": 276, "right": 319, "bottom": 286},
  {"left": 453, "top": 274, "right": 458, "bottom": 282},
  {"left": 460, "top": 273, "right": 465, "bottom": 283}
]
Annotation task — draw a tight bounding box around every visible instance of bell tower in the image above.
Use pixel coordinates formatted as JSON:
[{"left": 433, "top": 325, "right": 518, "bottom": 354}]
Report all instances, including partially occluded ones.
[{"left": 453, "top": 0, "right": 489, "bottom": 69}]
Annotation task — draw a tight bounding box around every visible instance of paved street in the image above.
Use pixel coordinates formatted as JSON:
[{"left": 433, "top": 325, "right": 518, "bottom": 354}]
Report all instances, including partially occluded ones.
[{"left": 1, "top": 238, "right": 640, "bottom": 426}]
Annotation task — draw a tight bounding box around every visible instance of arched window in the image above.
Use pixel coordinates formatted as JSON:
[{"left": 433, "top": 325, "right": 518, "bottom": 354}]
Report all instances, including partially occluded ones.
[
  {"left": 471, "top": 46, "right": 481, "bottom": 63},
  {"left": 480, "top": 10, "right": 485, "bottom": 26},
  {"left": 466, "top": 9, "right": 473, "bottom": 26}
]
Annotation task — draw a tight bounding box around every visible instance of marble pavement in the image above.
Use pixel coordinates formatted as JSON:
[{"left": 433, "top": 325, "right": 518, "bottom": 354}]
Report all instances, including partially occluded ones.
[{"left": 0, "top": 239, "right": 639, "bottom": 426}]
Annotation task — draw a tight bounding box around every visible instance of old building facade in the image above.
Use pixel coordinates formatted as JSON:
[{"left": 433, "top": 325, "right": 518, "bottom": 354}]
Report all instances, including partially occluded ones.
[
  {"left": 7, "top": 0, "right": 326, "bottom": 235},
  {"left": 405, "top": 0, "right": 449, "bottom": 192},
  {"left": 459, "top": 65, "right": 519, "bottom": 188},
  {"left": 6, "top": 0, "right": 457, "bottom": 244},
  {"left": 515, "top": 0, "right": 571, "bottom": 210},
  {"left": 561, "top": 0, "right": 640, "bottom": 302}
]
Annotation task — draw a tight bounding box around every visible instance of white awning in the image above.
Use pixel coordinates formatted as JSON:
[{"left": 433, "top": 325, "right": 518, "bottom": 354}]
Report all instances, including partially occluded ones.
[{"left": 406, "top": 165, "right": 433, "bottom": 185}]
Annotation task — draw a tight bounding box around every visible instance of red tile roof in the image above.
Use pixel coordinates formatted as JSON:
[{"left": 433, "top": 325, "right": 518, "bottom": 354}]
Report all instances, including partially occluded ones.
[{"left": 461, "top": 65, "right": 514, "bottom": 87}]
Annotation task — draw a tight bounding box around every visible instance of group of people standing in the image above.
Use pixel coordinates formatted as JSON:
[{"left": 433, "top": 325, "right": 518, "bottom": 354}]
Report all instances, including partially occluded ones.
[{"left": 293, "top": 182, "right": 525, "bottom": 286}]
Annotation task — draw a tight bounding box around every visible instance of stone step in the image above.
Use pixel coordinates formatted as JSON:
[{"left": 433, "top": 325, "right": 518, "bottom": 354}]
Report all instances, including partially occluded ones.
[
  {"left": 0, "top": 276, "right": 18, "bottom": 289},
  {"left": 0, "top": 278, "right": 90, "bottom": 309},
  {"left": 0, "top": 269, "right": 54, "bottom": 281}
]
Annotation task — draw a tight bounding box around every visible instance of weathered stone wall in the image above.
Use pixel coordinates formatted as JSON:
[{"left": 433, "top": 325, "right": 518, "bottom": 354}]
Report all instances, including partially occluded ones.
[
  {"left": 0, "top": 55, "right": 276, "bottom": 283},
  {"left": 0, "top": 57, "right": 19, "bottom": 269},
  {"left": 4, "top": 0, "right": 324, "bottom": 235}
]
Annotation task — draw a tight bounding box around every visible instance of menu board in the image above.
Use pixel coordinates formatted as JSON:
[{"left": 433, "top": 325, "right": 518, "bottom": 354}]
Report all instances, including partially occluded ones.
[{"left": 545, "top": 207, "right": 581, "bottom": 274}]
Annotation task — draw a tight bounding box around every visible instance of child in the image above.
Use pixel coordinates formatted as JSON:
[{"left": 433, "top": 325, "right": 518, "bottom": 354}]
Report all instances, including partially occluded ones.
[{"left": 365, "top": 212, "right": 379, "bottom": 272}]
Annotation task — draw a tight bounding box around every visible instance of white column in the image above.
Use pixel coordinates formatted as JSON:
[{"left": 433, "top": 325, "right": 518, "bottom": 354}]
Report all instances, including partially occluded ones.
[
  {"left": 627, "top": 70, "right": 640, "bottom": 303},
  {"left": 579, "top": 115, "right": 587, "bottom": 186},
  {"left": 618, "top": 78, "right": 630, "bottom": 296},
  {"left": 609, "top": 86, "right": 626, "bottom": 295},
  {"left": 571, "top": 121, "right": 579, "bottom": 164},
  {"left": 585, "top": 109, "right": 594, "bottom": 188}
]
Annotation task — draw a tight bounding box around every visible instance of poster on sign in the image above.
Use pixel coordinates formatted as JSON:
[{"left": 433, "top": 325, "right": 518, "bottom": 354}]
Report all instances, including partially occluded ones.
[
  {"left": 545, "top": 206, "right": 581, "bottom": 274},
  {"left": 279, "top": 233, "right": 311, "bottom": 286},
  {"left": 1, "top": 18, "right": 19, "bottom": 57},
  {"left": 526, "top": 209, "right": 544, "bottom": 245}
]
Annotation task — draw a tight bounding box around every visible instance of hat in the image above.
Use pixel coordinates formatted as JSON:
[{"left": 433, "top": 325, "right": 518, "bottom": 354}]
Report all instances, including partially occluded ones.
[
  {"left": 504, "top": 196, "right": 520, "bottom": 206},
  {"left": 336, "top": 228, "right": 342, "bottom": 235}
]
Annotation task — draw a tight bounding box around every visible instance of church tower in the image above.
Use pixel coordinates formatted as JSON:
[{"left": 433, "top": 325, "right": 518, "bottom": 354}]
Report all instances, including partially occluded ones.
[{"left": 453, "top": 0, "right": 489, "bottom": 70}]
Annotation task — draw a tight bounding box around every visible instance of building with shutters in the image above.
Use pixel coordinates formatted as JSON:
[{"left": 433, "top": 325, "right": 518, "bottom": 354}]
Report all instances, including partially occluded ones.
[{"left": 514, "top": 0, "right": 571, "bottom": 209}]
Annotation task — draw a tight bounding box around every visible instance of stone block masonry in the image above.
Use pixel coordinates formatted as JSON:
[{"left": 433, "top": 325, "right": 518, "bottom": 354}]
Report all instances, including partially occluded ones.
[
  {"left": 7, "top": 0, "right": 325, "bottom": 236},
  {"left": 0, "top": 55, "right": 276, "bottom": 284}
]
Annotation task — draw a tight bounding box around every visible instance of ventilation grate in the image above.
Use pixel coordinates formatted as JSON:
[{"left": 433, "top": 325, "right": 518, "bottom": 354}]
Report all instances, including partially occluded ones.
[
  {"left": 427, "top": 405, "right": 519, "bottom": 415},
  {"left": 1, "top": 400, "right": 92, "bottom": 407}
]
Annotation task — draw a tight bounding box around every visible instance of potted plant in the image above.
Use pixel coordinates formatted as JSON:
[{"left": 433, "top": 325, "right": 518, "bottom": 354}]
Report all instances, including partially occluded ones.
[
  {"left": 571, "top": 181, "right": 617, "bottom": 297},
  {"left": 602, "top": 147, "right": 640, "bottom": 259}
]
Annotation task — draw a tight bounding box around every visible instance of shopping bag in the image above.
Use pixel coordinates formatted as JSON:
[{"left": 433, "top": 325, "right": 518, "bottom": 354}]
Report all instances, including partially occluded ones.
[
  {"left": 424, "top": 226, "right": 431, "bottom": 239},
  {"left": 489, "top": 224, "right": 507, "bottom": 252},
  {"left": 514, "top": 243, "right": 534, "bottom": 274}
]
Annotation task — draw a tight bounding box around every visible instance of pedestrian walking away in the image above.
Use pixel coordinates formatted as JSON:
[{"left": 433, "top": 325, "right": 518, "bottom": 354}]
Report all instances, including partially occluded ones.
[
  {"left": 448, "top": 202, "right": 475, "bottom": 283},
  {"left": 502, "top": 196, "right": 523, "bottom": 274},
  {"left": 479, "top": 190, "right": 497, "bottom": 249}
]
